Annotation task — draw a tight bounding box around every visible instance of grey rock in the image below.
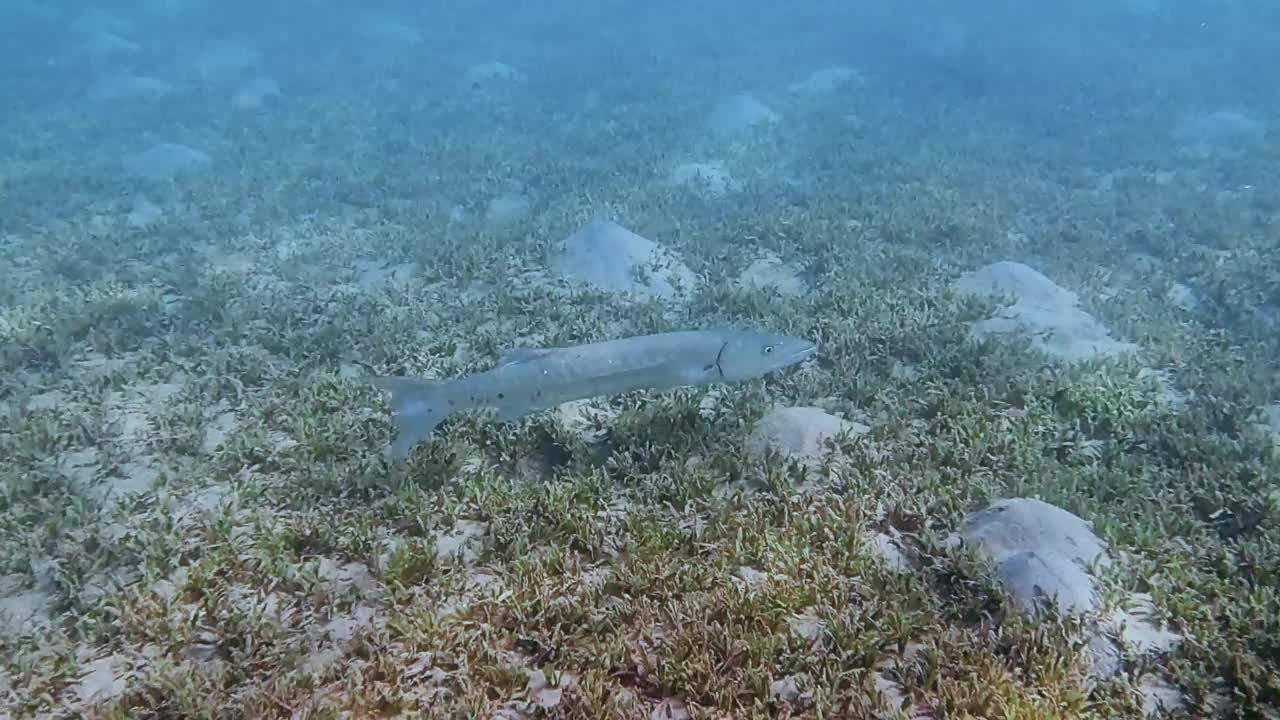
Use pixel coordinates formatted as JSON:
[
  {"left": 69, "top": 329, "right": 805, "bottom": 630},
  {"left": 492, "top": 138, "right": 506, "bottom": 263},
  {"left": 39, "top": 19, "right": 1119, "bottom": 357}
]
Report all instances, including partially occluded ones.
[
  {"left": 232, "top": 75, "right": 280, "bottom": 108},
  {"left": 736, "top": 253, "right": 806, "bottom": 296},
  {"left": 123, "top": 143, "right": 211, "bottom": 182},
  {"left": 92, "top": 73, "right": 175, "bottom": 101},
  {"left": 1086, "top": 632, "right": 1123, "bottom": 679},
  {"left": 1173, "top": 109, "right": 1265, "bottom": 152},
  {"left": 670, "top": 161, "right": 741, "bottom": 198},
  {"left": 707, "top": 93, "right": 778, "bottom": 136},
  {"left": 125, "top": 197, "right": 163, "bottom": 227},
  {"left": 995, "top": 549, "right": 1100, "bottom": 616},
  {"left": 465, "top": 60, "right": 525, "bottom": 86},
  {"left": 956, "top": 499, "right": 1184, "bottom": 685},
  {"left": 550, "top": 219, "right": 696, "bottom": 300},
  {"left": 485, "top": 193, "right": 532, "bottom": 227},
  {"left": 789, "top": 66, "right": 859, "bottom": 95},
  {"left": 746, "top": 405, "right": 868, "bottom": 469},
  {"left": 953, "top": 498, "right": 1108, "bottom": 617},
  {"left": 955, "top": 261, "right": 1137, "bottom": 363}
]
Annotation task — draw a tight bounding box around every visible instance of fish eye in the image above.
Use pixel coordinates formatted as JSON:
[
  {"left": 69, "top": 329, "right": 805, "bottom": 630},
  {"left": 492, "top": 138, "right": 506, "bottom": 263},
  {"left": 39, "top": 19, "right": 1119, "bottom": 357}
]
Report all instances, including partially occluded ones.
[{"left": 763, "top": 345, "right": 774, "bottom": 354}]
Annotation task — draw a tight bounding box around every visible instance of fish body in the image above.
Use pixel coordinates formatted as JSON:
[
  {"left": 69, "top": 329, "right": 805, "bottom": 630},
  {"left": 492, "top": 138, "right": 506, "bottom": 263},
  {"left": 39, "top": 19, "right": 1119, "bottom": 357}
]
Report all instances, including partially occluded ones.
[{"left": 373, "top": 329, "right": 816, "bottom": 461}]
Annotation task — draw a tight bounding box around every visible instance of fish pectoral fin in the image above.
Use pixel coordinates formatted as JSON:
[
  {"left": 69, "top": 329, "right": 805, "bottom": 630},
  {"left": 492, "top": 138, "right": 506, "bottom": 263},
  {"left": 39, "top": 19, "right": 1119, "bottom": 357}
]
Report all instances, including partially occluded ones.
[{"left": 497, "top": 347, "right": 553, "bottom": 367}]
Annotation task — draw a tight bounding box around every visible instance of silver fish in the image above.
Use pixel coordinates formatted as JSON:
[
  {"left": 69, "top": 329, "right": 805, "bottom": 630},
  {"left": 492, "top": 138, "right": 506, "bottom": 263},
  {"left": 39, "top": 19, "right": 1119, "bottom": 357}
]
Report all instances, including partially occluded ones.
[{"left": 373, "top": 328, "right": 817, "bottom": 461}]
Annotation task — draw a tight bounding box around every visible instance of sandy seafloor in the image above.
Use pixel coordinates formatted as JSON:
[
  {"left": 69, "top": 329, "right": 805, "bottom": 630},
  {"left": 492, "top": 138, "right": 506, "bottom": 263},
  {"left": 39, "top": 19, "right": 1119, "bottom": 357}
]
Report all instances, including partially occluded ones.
[{"left": 2, "top": 26, "right": 1280, "bottom": 720}]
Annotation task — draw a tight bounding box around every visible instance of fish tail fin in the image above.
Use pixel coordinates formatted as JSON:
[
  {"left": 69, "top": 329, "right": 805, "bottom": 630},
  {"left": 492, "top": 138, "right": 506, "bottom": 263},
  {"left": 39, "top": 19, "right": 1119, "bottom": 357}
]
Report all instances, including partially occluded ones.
[{"left": 371, "top": 376, "right": 462, "bottom": 462}]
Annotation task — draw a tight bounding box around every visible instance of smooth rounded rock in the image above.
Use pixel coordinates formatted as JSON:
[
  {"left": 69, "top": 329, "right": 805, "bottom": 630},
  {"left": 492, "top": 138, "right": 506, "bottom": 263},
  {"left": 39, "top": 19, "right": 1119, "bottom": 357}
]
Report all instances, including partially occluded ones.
[
  {"left": 954, "top": 261, "right": 1137, "bottom": 363},
  {"left": 550, "top": 219, "right": 695, "bottom": 300},
  {"left": 707, "top": 93, "right": 778, "bottom": 136},
  {"left": 953, "top": 498, "right": 1109, "bottom": 617},
  {"left": 747, "top": 406, "right": 869, "bottom": 469}
]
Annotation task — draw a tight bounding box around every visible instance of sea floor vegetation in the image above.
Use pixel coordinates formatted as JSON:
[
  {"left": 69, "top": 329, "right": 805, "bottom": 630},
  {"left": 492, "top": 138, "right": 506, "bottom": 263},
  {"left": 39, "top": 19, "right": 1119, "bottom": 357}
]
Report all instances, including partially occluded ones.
[{"left": 1, "top": 72, "right": 1279, "bottom": 720}]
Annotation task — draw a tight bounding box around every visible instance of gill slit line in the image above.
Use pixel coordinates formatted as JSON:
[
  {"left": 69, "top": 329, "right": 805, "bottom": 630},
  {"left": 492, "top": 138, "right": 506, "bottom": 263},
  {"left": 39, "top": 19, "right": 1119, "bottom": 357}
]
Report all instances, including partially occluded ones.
[{"left": 713, "top": 341, "right": 728, "bottom": 379}]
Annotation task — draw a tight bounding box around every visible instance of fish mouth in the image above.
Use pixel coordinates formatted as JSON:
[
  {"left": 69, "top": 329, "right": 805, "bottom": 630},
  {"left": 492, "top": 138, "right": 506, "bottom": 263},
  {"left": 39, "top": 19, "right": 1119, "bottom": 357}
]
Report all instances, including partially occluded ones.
[{"left": 785, "top": 342, "right": 819, "bottom": 365}]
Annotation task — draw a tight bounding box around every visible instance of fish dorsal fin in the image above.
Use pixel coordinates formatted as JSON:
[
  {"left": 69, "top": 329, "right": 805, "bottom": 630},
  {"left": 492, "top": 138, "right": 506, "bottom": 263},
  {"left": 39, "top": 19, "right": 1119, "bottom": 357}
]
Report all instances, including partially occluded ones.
[{"left": 497, "top": 347, "right": 551, "bottom": 367}]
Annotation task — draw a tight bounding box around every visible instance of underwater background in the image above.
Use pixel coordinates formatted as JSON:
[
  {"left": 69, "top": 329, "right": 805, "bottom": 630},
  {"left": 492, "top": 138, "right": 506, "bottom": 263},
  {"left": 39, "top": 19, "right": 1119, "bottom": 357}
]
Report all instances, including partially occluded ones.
[{"left": 1, "top": 0, "right": 1279, "bottom": 717}]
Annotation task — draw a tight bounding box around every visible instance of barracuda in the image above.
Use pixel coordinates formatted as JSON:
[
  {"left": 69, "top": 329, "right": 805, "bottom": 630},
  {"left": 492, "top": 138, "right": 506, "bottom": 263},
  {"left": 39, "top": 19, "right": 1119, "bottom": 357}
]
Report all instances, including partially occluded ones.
[{"left": 372, "top": 328, "right": 817, "bottom": 462}]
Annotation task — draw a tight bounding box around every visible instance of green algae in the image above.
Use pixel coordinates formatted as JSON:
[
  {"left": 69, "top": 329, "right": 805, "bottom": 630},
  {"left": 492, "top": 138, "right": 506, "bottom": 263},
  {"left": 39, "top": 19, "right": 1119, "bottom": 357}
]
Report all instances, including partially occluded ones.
[{"left": 0, "top": 86, "right": 1278, "bottom": 720}]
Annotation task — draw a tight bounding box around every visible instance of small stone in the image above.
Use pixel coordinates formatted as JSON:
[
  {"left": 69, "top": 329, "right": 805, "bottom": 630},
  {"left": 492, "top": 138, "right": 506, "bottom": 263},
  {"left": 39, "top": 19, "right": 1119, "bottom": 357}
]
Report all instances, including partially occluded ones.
[
  {"left": 201, "top": 410, "right": 238, "bottom": 453},
  {"left": 866, "top": 532, "right": 911, "bottom": 572},
  {"left": 299, "top": 647, "right": 341, "bottom": 675},
  {"left": 1165, "top": 282, "right": 1199, "bottom": 311},
  {"left": 527, "top": 669, "right": 575, "bottom": 710},
  {"left": 184, "top": 633, "right": 224, "bottom": 664},
  {"left": 651, "top": 698, "right": 690, "bottom": 720},
  {"left": 123, "top": 143, "right": 211, "bottom": 182},
  {"left": 485, "top": 193, "right": 532, "bottom": 227},
  {"left": 1103, "top": 593, "right": 1182, "bottom": 654},
  {"left": 789, "top": 66, "right": 860, "bottom": 95},
  {"left": 736, "top": 253, "right": 806, "bottom": 296},
  {"left": 707, "top": 93, "right": 779, "bottom": 136},
  {"left": 550, "top": 219, "right": 697, "bottom": 301},
  {"left": 1138, "top": 674, "right": 1186, "bottom": 717},
  {"left": 322, "top": 604, "right": 379, "bottom": 643},
  {"left": 126, "top": 197, "right": 163, "bottom": 227},
  {"left": 192, "top": 40, "right": 259, "bottom": 79},
  {"left": 92, "top": 72, "right": 175, "bottom": 101},
  {"left": 670, "top": 161, "right": 741, "bottom": 198},
  {"left": 359, "top": 14, "right": 423, "bottom": 45},
  {"left": 24, "top": 390, "right": 65, "bottom": 411},
  {"left": 747, "top": 406, "right": 869, "bottom": 469},
  {"left": 1086, "top": 632, "right": 1122, "bottom": 679},
  {"left": 435, "top": 520, "right": 488, "bottom": 565},
  {"left": 0, "top": 576, "right": 54, "bottom": 634},
  {"left": 466, "top": 61, "right": 525, "bottom": 86},
  {"left": 955, "top": 261, "right": 1137, "bottom": 363},
  {"left": 110, "top": 461, "right": 162, "bottom": 497},
  {"left": 231, "top": 76, "right": 280, "bottom": 110},
  {"left": 70, "top": 652, "right": 132, "bottom": 705},
  {"left": 315, "top": 558, "right": 377, "bottom": 596},
  {"left": 733, "top": 566, "right": 770, "bottom": 590},
  {"left": 873, "top": 670, "right": 907, "bottom": 712},
  {"left": 769, "top": 675, "right": 801, "bottom": 703},
  {"left": 788, "top": 611, "right": 825, "bottom": 641},
  {"left": 1172, "top": 109, "right": 1265, "bottom": 154}
]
